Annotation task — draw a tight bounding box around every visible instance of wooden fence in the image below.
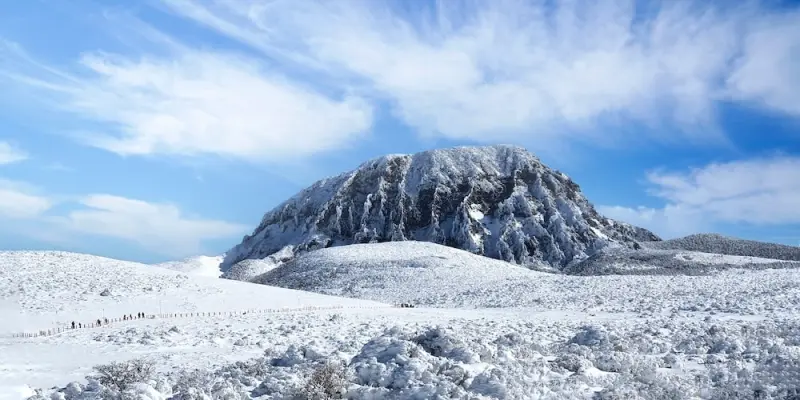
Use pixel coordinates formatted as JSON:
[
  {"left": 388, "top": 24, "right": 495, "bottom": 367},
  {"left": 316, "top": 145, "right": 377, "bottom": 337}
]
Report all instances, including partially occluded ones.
[{"left": 8, "top": 304, "right": 398, "bottom": 339}]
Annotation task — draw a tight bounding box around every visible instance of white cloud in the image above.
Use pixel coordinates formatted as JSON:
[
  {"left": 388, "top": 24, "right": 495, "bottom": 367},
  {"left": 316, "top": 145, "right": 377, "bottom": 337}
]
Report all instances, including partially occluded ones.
[
  {"left": 4, "top": 1, "right": 798, "bottom": 159},
  {"left": 726, "top": 9, "right": 800, "bottom": 116},
  {"left": 158, "top": 0, "right": 800, "bottom": 149},
  {"left": 49, "top": 194, "right": 248, "bottom": 257},
  {"left": 0, "top": 177, "right": 246, "bottom": 257},
  {"left": 0, "top": 141, "right": 28, "bottom": 165},
  {"left": 0, "top": 42, "right": 373, "bottom": 162},
  {"left": 600, "top": 156, "right": 800, "bottom": 237},
  {"left": 598, "top": 204, "right": 707, "bottom": 239},
  {"left": 0, "top": 179, "right": 51, "bottom": 219}
]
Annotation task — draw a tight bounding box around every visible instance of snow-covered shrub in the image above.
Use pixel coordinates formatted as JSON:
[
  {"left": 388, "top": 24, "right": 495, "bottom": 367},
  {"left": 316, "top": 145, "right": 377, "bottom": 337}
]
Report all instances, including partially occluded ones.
[
  {"left": 91, "top": 359, "right": 155, "bottom": 392},
  {"left": 552, "top": 353, "right": 592, "bottom": 373},
  {"left": 569, "top": 325, "right": 619, "bottom": 351},
  {"left": 412, "top": 327, "right": 479, "bottom": 363},
  {"left": 298, "top": 361, "right": 350, "bottom": 400},
  {"left": 171, "top": 370, "right": 216, "bottom": 400},
  {"left": 271, "top": 344, "right": 325, "bottom": 367}
]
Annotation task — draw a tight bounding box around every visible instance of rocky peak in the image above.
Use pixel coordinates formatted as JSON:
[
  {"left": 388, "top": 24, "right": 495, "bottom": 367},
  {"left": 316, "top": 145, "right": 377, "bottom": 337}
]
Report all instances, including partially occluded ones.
[{"left": 221, "top": 145, "right": 659, "bottom": 274}]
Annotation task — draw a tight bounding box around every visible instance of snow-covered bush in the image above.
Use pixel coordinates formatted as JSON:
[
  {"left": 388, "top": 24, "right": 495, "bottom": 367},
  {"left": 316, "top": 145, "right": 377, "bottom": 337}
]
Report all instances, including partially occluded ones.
[
  {"left": 298, "top": 361, "right": 350, "bottom": 399},
  {"left": 91, "top": 359, "right": 156, "bottom": 392},
  {"left": 29, "top": 316, "right": 800, "bottom": 400}
]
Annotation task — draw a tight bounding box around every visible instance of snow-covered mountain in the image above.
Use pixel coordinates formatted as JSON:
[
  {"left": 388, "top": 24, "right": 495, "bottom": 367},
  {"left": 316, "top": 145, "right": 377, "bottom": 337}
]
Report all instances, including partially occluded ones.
[{"left": 222, "top": 145, "right": 659, "bottom": 273}]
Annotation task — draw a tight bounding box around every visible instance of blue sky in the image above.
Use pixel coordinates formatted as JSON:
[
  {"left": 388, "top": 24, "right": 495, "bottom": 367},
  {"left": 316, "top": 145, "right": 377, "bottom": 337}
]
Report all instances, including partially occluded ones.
[{"left": 0, "top": 0, "right": 798, "bottom": 263}]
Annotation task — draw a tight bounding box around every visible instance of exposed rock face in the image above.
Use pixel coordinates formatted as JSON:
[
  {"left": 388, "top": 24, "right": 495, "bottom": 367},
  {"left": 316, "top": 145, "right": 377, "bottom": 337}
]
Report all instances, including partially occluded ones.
[{"left": 221, "top": 145, "right": 659, "bottom": 273}]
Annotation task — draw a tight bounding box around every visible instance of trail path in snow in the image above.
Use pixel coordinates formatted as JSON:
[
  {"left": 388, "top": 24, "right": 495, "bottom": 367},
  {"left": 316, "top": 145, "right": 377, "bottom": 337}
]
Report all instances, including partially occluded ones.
[{"left": 6, "top": 304, "right": 397, "bottom": 339}]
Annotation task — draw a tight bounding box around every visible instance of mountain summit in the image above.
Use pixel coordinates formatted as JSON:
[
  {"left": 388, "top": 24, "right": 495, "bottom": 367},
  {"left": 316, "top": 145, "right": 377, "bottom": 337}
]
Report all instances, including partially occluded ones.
[{"left": 221, "top": 145, "right": 659, "bottom": 273}]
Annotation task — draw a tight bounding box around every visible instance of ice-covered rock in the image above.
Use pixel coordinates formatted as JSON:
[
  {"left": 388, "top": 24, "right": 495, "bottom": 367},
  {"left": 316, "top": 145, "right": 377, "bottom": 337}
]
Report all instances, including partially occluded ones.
[{"left": 222, "top": 145, "right": 659, "bottom": 273}]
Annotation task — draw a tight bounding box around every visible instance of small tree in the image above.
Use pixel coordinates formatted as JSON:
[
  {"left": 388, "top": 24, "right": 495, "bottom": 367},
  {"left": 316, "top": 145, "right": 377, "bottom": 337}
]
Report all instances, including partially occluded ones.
[
  {"left": 91, "top": 358, "right": 155, "bottom": 392},
  {"left": 299, "top": 361, "right": 350, "bottom": 400}
]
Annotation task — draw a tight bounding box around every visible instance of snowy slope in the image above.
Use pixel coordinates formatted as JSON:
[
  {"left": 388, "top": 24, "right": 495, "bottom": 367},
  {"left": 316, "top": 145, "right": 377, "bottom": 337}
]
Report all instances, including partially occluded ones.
[
  {"left": 152, "top": 255, "right": 224, "bottom": 278},
  {"left": 644, "top": 233, "right": 800, "bottom": 261},
  {"left": 222, "top": 145, "right": 659, "bottom": 273},
  {"left": 253, "top": 241, "right": 553, "bottom": 307},
  {"left": 14, "top": 253, "right": 800, "bottom": 399},
  {"left": 253, "top": 242, "right": 800, "bottom": 313},
  {"left": 0, "top": 250, "right": 386, "bottom": 396},
  {"left": 221, "top": 245, "right": 295, "bottom": 281},
  {"left": 0, "top": 251, "right": 382, "bottom": 334},
  {"left": 564, "top": 247, "right": 800, "bottom": 275}
]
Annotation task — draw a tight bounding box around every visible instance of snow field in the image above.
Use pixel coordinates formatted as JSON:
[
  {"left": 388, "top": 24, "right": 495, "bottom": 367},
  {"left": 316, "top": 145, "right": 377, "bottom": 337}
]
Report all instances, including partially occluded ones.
[
  {"left": 0, "top": 250, "right": 386, "bottom": 398},
  {"left": 0, "top": 251, "right": 383, "bottom": 335},
  {"left": 5, "top": 246, "right": 800, "bottom": 399},
  {"left": 152, "top": 256, "right": 224, "bottom": 278},
  {"left": 23, "top": 307, "right": 800, "bottom": 399},
  {"left": 257, "top": 242, "right": 800, "bottom": 317},
  {"left": 6, "top": 304, "right": 394, "bottom": 340}
]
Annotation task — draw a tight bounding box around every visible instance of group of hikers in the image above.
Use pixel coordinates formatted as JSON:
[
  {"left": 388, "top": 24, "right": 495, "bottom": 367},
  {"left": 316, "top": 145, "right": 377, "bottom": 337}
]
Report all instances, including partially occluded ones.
[{"left": 70, "top": 312, "right": 147, "bottom": 330}]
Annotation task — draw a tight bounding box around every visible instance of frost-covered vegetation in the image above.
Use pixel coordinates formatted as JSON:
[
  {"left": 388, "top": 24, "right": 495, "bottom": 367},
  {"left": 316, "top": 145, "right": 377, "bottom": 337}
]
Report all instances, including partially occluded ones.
[
  {"left": 7, "top": 245, "right": 800, "bottom": 399},
  {"left": 565, "top": 246, "right": 800, "bottom": 275},
  {"left": 644, "top": 233, "right": 800, "bottom": 262},
  {"left": 32, "top": 316, "right": 800, "bottom": 399},
  {"left": 254, "top": 242, "right": 800, "bottom": 312}
]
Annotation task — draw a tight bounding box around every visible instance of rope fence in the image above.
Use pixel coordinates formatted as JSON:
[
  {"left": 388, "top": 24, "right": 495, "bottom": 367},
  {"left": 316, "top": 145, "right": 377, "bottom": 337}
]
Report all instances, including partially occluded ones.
[{"left": 8, "top": 304, "right": 400, "bottom": 339}]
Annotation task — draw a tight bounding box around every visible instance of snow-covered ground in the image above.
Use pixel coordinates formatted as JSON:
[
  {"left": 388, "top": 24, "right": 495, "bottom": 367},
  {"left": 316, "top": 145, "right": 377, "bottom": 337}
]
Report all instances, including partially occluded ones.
[
  {"left": 4, "top": 247, "right": 800, "bottom": 399},
  {"left": 256, "top": 242, "right": 800, "bottom": 314},
  {"left": 0, "top": 251, "right": 383, "bottom": 398},
  {"left": 152, "top": 255, "right": 224, "bottom": 278}
]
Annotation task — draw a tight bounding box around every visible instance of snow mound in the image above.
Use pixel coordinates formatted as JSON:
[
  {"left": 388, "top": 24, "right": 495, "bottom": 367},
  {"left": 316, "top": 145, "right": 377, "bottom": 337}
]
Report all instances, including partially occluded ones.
[
  {"left": 252, "top": 242, "right": 800, "bottom": 314},
  {"left": 152, "top": 255, "right": 224, "bottom": 278},
  {"left": 644, "top": 233, "right": 800, "bottom": 262},
  {"left": 254, "top": 241, "right": 551, "bottom": 307},
  {"left": 223, "top": 145, "right": 659, "bottom": 273}
]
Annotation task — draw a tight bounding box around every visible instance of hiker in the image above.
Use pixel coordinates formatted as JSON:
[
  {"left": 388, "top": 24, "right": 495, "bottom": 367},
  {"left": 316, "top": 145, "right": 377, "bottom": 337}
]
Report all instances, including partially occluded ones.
[
  {"left": 104, "top": 318, "right": 109, "bottom": 324},
  {"left": 97, "top": 319, "right": 101, "bottom": 326},
  {"left": 123, "top": 315, "right": 127, "bottom": 321},
  {"left": 71, "top": 321, "right": 75, "bottom": 329},
  {"left": 78, "top": 322, "right": 82, "bottom": 329},
  {"left": 129, "top": 314, "right": 133, "bottom": 320}
]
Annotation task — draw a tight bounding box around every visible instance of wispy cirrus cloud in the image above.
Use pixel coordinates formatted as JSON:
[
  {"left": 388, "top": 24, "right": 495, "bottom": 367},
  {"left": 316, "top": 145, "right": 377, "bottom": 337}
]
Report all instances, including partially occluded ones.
[
  {"left": 600, "top": 156, "right": 800, "bottom": 238},
  {"left": 1, "top": 0, "right": 799, "bottom": 162},
  {"left": 157, "top": 0, "right": 800, "bottom": 149},
  {"left": 0, "top": 38, "right": 373, "bottom": 163}
]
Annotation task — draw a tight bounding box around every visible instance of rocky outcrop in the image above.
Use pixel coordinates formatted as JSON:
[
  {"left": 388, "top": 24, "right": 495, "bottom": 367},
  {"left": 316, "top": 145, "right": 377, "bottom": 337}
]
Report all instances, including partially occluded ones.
[{"left": 221, "top": 145, "right": 660, "bottom": 273}]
